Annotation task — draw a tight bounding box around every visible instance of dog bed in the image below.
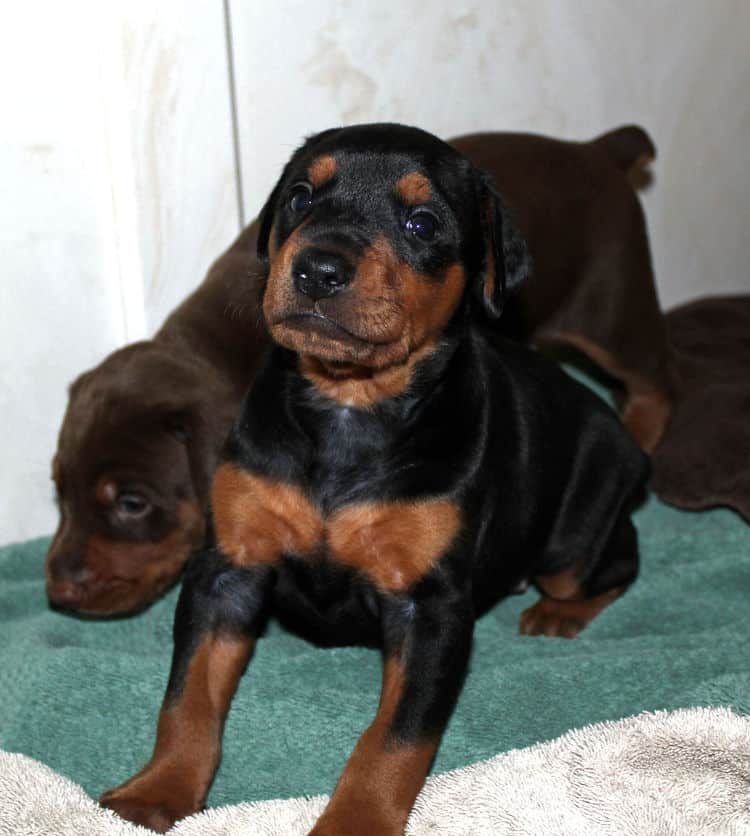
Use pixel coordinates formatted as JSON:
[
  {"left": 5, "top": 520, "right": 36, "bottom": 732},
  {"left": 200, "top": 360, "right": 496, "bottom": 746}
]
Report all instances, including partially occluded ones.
[
  {"left": 1, "top": 484, "right": 750, "bottom": 830},
  {"left": 3, "top": 706, "right": 750, "bottom": 834}
]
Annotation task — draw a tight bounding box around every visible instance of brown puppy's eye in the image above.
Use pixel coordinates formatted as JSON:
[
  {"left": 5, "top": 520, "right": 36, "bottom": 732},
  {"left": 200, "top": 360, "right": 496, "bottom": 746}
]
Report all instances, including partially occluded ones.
[
  {"left": 114, "top": 493, "right": 150, "bottom": 518},
  {"left": 289, "top": 183, "right": 313, "bottom": 214},
  {"left": 404, "top": 211, "right": 438, "bottom": 242}
]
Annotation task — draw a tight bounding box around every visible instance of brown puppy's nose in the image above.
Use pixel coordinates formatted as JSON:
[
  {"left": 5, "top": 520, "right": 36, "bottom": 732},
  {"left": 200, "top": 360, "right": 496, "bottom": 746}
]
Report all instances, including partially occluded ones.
[
  {"left": 292, "top": 248, "right": 353, "bottom": 300},
  {"left": 46, "top": 554, "right": 95, "bottom": 606},
  {"left": 48, "top": 578, "right": 90, "bottom": 608}
]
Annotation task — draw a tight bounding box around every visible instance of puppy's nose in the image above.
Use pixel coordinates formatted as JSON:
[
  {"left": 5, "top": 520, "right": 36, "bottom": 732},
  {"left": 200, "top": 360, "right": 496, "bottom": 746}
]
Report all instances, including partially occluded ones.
[
  {"left": 292, "top": 248, "right": 353, "bottom": 300},
  {"left": 46, "top": 557, "right": 95, "bottom": 609}
]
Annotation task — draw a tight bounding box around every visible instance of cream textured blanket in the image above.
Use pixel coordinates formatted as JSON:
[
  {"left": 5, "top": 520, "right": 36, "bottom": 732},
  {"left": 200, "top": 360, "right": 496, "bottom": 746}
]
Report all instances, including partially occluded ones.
[{"left": 1, "top": 707, "right": 749, "bottom": 835}]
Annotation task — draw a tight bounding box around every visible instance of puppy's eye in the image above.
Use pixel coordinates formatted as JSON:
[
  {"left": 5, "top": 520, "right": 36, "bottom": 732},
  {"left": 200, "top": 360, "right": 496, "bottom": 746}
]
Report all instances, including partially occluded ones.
[
  {"left": 404, "top": 211, "right": 438, "bottom": 242},
  {"left": 289, "top": 183, "right": 313, "bottom": 214},
  {"left": 114, "top": 493, "right": 150, "bottom": 518}
]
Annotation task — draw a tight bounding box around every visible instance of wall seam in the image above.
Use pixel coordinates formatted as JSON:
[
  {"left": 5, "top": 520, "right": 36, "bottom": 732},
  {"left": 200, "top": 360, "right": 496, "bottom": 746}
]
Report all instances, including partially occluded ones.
[{"left": 223, "top": 0, "right": 246, "bottom": 230}]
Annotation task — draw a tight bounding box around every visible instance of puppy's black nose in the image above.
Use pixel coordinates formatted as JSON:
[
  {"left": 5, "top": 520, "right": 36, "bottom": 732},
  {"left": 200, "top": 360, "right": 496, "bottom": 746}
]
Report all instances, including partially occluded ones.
[{"left": 292, "top": 248, "right": 353, "bottom": 300}]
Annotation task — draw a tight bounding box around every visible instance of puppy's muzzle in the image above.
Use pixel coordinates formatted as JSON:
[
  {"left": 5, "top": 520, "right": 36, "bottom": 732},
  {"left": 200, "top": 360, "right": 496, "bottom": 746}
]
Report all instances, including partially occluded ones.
[{"left": 292, "top": 247, "right": 354, "bottom": 301}]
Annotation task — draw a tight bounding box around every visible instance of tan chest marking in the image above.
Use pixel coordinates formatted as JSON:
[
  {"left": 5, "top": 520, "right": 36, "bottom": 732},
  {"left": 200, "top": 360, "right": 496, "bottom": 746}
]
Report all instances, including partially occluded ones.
[
  {"left": 211, "top": 464, "right": 461, "bottom": 593},
  {"left": 327, "top": 500, "right": 461, "bottom": 593},
  {"left": 212, "top": 464, "right": 323, "bottom": 565}
]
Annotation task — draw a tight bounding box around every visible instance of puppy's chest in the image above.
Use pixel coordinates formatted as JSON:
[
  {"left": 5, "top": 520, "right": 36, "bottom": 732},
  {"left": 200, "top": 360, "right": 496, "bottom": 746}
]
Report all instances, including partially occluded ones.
[{"left": 213, "top": 412, "right": 461, "bottom": 594}]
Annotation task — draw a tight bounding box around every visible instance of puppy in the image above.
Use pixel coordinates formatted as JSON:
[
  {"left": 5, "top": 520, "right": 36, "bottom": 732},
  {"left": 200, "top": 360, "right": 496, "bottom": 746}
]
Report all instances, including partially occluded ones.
[
  {"left": 46, "top": 224, "right": 266, "bottom": 614},
  {"left": 453, "top": 126, "right": 674, "bottom": 452},
  {"left": 100, "top": 124, "right": 648, "bottom": 834},
  {"left": 47, "top": 124, "right": 665, "bottom": 618}
]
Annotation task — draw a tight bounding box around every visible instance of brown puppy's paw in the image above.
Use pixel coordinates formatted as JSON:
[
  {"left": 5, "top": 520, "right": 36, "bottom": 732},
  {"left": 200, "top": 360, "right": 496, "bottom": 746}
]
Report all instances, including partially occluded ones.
[
  {"left": 100, "top": 786, "right": 199, "bottom": 833},
  {"left": 519, "top": 589, "right": 620, "bottom": 639}
]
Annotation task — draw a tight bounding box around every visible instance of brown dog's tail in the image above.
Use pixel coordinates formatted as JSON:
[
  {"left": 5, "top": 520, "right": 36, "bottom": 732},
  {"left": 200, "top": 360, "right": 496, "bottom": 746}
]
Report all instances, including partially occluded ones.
[{"left": 593, "top": 124, "right": 657, "bottom": 174}]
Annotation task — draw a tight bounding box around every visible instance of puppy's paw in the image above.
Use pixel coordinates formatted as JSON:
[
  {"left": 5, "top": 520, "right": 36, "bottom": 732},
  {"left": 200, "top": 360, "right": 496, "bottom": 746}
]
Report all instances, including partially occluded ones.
[
  {"left": 309, "top": 803, "right": 404, "bottom": 836},
  {"left": 519, "top": 588, "right": 620, "bottom": 638},
  {"left": 100, "top": 785, "right": 199, "bottom": 833},
  {"left": 519, "top": 597, "right": 584, "bottom": 638}
]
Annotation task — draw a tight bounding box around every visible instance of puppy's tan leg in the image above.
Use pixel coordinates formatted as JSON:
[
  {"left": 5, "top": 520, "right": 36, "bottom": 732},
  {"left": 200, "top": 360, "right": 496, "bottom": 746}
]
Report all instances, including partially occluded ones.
[
  {"left": 100, "top": 554, "right": 269, "bottom": 832},
  {"left": 519, "top": 583, "right": 622, "bottom": 638},
  {"left": 309, "top": 658, "right": 438, "bottom": 836},
  {"left": 520, "top": 515, "right": 638, "bottom": 639},
  {"left": 310, "top": 593, "right": 473, "bottom": 836},
  {"left": 100, "top": 632, "right": 253, "bottom": 832}
]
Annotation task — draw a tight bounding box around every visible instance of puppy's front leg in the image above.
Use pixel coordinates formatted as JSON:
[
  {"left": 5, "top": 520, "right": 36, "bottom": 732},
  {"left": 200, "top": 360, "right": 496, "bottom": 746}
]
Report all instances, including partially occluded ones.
[
  {"left": 310, "top": 585, "right": 474, "bottom": 836},
  {"left": 100, "top": 550, "right": 272, "bottom": 832}
]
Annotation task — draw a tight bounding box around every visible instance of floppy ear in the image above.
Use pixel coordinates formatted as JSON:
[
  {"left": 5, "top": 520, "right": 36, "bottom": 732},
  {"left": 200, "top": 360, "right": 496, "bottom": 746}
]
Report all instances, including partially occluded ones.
[
  {"left": 163, "top": 400, "right": 230, "bottom": 507},
  {"left": 131, "top": 350, "right": 234, "bottom": 507},
  {"left": 256, "top": 179, "right": 285, "bottom": 263},
  {"left": 475, "top": 172, "right": 531, "bottom": 318}
]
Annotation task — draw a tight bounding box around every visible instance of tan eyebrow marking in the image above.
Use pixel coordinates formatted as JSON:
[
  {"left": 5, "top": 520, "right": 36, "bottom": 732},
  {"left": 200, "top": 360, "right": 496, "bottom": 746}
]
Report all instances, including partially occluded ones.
[
  {"left": 395, "top": 172, "right": 432, "bottom": 205},
  {"left": 308, "top": 154, "right": 338, "bottom": 188}
]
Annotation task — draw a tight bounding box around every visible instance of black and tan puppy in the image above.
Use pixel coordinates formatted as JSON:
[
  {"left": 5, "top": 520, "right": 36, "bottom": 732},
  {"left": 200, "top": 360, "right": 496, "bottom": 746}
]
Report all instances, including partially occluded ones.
[{"left": 101, "top": 124, "right": 648, "bottom": 834}]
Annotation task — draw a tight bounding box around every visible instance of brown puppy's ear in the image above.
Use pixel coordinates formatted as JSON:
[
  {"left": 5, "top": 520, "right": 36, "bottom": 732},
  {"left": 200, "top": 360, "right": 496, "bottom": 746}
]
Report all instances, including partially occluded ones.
[
  {"left": 162, "top": 397, "right": 233, "bottom": 507},
  {"left": 474, "top": 172, "right": 530, "bottom": 318},
  {"left": 256, "top": 178, "right": 286, "bottom": 263}
]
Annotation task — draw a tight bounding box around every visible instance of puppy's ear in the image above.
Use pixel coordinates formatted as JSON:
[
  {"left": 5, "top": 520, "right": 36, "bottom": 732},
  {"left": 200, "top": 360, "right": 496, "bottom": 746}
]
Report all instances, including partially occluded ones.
[
  {"left": 256, "top": 179, "right": 285, "bottom": 263},
  {"left": 474, "top": 172, "right": 530, "bottom": 318},
  {"left": 163, "top": 401, "right": 226, "bottom": 507}
]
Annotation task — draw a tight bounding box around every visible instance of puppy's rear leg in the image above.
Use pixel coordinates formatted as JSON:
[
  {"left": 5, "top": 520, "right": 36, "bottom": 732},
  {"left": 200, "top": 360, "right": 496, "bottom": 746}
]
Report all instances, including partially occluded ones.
[
  {"left": 519, "top": 517, "right": 638, "bottom": 639},
  {"left": 547, "top": 332, "right": 674, "bottom": 452}
]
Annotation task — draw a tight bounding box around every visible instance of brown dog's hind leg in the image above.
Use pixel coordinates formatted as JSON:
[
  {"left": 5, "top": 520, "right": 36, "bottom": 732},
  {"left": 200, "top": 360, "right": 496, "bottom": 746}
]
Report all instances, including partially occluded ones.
[
  {"left": 519, "top": 516, "right": 638, "bottom": 639},
  {"left": 620, "top": 385, "right": 673, "bottom": 453},
  {"left": 545, "top": 332, "right": 674, "bottom": 453}
]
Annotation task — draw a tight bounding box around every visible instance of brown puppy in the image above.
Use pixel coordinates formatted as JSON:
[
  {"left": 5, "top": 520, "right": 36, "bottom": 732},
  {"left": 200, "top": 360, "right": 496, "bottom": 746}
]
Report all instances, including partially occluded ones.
[
  {"left": 47, "top": 125, "right": 670, "bottom": 616},
  {"left": 454, "top": 126, "right": 674, "bottom": 452},
  {"left": 46, "top": 224, "right": 266, "bottom": 614}
]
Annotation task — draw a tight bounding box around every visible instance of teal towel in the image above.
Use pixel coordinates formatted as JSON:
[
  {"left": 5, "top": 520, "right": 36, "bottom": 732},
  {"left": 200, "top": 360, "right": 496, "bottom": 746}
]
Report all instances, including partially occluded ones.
[{"left": 1, "top": 497, "right": 749, "bottom": 808}]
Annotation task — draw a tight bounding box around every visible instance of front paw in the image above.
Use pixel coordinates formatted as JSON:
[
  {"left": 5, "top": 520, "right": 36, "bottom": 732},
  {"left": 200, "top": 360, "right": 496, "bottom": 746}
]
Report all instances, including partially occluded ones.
[
  {"left": 100, "top": 785, "right": 200, "bottom": 833},
  {"left": 309, "top": 807, "right": 404, "bottom": 836}
]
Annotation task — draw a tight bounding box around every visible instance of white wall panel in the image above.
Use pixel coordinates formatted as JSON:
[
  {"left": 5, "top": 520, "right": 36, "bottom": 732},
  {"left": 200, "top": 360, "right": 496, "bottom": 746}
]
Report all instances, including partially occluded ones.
[
  {"left": 113, "top": 1, "right": 240, "bottom": 333},
  {"left": 229, "top": 0, "right": 750, "bottom": 308},
  {"left": 0, "top": 2, "right": 238, "bottom": 542},
  {"left": 1, "top": 2, "right": 128, "bottom": 542}
]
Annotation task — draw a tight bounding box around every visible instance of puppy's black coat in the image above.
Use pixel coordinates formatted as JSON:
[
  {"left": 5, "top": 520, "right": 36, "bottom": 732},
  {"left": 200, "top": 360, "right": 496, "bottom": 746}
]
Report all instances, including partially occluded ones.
[{"left": 101, "top": 123, "right": 648, "bottom": 835}]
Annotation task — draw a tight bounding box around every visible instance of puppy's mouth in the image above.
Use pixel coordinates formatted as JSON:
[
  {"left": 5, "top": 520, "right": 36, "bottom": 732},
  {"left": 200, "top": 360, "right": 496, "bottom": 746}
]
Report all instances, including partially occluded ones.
[{"left": 277, "top": 311, "right": 374, "bottom": 347}]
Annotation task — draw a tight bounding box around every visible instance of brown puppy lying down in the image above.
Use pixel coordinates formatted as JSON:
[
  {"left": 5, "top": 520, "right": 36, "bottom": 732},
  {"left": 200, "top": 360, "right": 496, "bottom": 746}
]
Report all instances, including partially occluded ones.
[
  {"left": 47, "top": 224, "right": 266, "bottom": 615},
  {"left": 47, "top": 124, "right": 669, "bottom": 616}
]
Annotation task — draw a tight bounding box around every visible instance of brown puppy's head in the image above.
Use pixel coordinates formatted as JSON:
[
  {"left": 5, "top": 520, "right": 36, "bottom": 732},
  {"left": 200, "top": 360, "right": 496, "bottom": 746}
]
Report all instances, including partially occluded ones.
[
  {"left": 257, "top": 123, "right": 528, "bottom": 401},
  {"left": 47, "top": 343, "right": 231, "bottom": 616}
]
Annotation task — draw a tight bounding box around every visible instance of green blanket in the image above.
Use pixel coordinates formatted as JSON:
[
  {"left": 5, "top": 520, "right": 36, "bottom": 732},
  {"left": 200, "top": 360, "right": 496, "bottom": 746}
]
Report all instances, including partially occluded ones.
[{"left": 1, "top": 496, "right": 749, "bottom": 809}]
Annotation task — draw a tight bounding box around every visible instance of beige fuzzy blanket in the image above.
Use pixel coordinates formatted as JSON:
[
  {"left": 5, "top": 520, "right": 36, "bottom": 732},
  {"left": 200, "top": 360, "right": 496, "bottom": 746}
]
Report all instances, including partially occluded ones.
[{"left": 2, "top": 707, "right": 749, "bottom": 835}]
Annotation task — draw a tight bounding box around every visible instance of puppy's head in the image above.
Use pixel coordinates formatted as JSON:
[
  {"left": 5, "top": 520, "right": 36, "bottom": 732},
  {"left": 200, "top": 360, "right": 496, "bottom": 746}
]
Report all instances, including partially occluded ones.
[
  {"left": 47, "top": 343, "right": 231, "bottom": 616},
  {"left": 258, "top": 123, "right": 528, "bottom": 375}
]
